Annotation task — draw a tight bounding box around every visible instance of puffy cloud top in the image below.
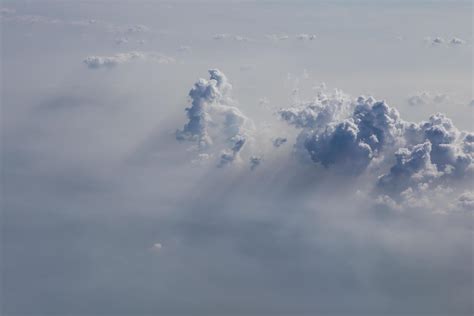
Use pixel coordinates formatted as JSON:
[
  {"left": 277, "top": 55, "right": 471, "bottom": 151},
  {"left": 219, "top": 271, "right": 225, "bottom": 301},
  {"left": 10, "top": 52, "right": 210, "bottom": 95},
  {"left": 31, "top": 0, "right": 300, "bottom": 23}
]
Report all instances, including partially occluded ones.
[
  {"left": 176, "top": 70, "right": 472, "bottom": 206},
  {"left": 278, "top": 88, "right": 473, "bottom": 198},
  {"left": 176, "top": 69, "right": 252, "bottom": 166}
]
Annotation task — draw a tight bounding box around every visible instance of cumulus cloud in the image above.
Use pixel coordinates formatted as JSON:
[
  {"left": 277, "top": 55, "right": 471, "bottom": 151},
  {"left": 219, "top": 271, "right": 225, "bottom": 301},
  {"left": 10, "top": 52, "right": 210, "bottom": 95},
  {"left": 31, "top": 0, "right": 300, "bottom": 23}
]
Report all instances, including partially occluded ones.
[
  {"left": 276, "top": 86, "right": 472, "bottom": 204},
  {"left": 213, "top": 34, "right": 252, "bottom": 42},
  {"left": 266, "top": 33, "right": 289, "bottom": 41},
  {"left": 83, "top": 51, "right": 175, "bottom": 69},
  {"left": 457, "top": 191, "right": 474, "bottom": 211},
  {"left": 450, "top": 37, "right": 466, "bottom": 45},
  {"left": 424, "top": 36, "right": 467, "bottom": 47},
  {"left": 432, "top": 37, "right": 444, "bottom": 44},
  {"left": 407, "top": 91, "right": 449, "bottom": 106},
  {"left": 296, "top": 33, "right": 317, "bottom": 40},
  {"left": 176, "top": 69, "right": 252, "bottom": 166}
]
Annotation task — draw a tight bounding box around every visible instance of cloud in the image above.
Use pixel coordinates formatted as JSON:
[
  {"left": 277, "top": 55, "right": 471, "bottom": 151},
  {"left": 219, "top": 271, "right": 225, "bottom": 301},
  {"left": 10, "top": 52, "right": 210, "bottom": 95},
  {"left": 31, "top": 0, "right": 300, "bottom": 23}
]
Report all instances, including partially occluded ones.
[
  {"left": 272, "top": 137, "right": 287, "bottom": 148},
  {"left": 213, "top": 34, "right": 252, "bottom": 42},
  {"left": 176, "top": 69, "right": 252, "bottom": 166},
  {"left": 83, "top": 51, "right": 175, "bottom": 69},
  {"left": 432, "top": 37, "right": 444, "bottom": 44},
  {"left": 0, "top": 7, "right": 15, "bottom": 15},
  {"left": 150, "top": 242, "right": 163, "bottom": 252},
  {"left": 114, "top": 37, "right": 129, "bottom": 45},
  {"left": 280, "top": 94, "right": 403, "bottom": 172},
  {"left": 249, "top": 156, "right": 263, "bottom": 170},
  {"left": 177, "top": 45, "right": 191, "bottom": 53},
  {"left": 122, "top": 24, "right": 150, "bottom": 33},
  {"left": 450, "top": 37, "right": 466, "bottom": 45},
  {"left": 266, "top": 34, "right": 289, "bottom": 41},
  {"left": 296, "top": 33, "right": 317, "bottom": 40},
  {"left": 456, "top": 191, "right": 474, "bottom": 211},
  {"left": 1, "top": 10, "right": 153, "bottom": 36},
  {"left": 424, "top": 36, "right": 467, "bottom": 47},
  {"left": 407, "top": 91, "right": 449, "bottom": 106},
  {"left": 276, "top": 86, "right": 472, "bottom": 203}
]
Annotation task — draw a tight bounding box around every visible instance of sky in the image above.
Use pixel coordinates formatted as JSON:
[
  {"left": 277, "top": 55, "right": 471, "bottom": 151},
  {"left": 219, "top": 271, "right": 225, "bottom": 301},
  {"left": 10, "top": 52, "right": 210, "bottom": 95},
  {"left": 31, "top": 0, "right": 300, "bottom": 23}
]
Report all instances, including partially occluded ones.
[{"left": 1, "top": 0, "right": 473, "bottom": 315}]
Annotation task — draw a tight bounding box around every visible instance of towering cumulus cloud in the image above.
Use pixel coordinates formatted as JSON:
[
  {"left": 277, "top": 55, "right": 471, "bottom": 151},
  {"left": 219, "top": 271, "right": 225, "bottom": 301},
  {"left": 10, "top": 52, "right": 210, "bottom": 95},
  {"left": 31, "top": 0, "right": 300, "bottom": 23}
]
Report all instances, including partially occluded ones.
[{"left": 176, "top": 69, "right": 251, "bottom": 166}]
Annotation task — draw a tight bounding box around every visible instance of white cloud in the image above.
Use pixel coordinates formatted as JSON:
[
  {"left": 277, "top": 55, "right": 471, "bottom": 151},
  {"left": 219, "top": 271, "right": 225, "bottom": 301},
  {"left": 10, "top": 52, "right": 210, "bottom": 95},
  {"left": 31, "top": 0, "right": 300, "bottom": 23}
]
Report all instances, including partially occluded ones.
[
  {"left": 450, "top": 37, "right": 466, "bottom": 45},
  {"left": 176, "top": 69, "right": 253, "bottom": 167},
  {"left": 407, "top": 91, "right": 449, "bottom": 106},
  {"left": 266, "top": 34, "right": 289, "bottom": 41},
  {"left": 456, "top": 191, "right": 474, "bottom": 211},
  {"left": 296, "top": 33, "right": 317, "bottom": 40},
  {"left": 114, "top": 37, "right": 129, "bottom": 45},
  {"left": 83, "top": 51, "right": 175, "bottom": 69}
]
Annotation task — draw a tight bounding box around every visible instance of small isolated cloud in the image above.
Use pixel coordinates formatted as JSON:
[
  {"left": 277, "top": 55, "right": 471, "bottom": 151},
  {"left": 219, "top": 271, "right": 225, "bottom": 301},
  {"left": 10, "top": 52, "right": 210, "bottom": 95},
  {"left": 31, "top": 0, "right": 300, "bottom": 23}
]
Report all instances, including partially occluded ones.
[
  {"left": 213, "top": 34, "right": 252, "bottom": 42},
  {"left": 424, "top": 36, "right": 466, "bottom": 47},
  {"left": 266, "top": 34, "right": 289, "bottom": 41},
  {"left": 83, "top": 51, "right": 175, "bottom": 69},
  {"left": 213, "top": 33, "right": 230, "bottom": 40},
  {"left": 0, "top": 7, "right": 15, "bottom": 15},
  {"left": 450, "top": 37, "right": 466, "bottom": 45},
  {"left": 115, "top": 37, "right": 129, "bottom": 45},
  {"left": 432, "top": 37, "right": 444, "bottom": 44},
  {"left": 177, "top": 45, "right": 191, "bottom": 53},
  {"left": 296, "top": 33, "right": 317, "bottom": 40},
  {"left": 123, "top": 24, "right": 150, "bottom": 34},
  {"left": 407, "top": 92, "right": 449, "bottom": 106},
  {"left": 150, "top": 242, "right": 163, "bottom": 252},
  {"left": 233, "top": 35, "right": 252, "bottom": 42}
]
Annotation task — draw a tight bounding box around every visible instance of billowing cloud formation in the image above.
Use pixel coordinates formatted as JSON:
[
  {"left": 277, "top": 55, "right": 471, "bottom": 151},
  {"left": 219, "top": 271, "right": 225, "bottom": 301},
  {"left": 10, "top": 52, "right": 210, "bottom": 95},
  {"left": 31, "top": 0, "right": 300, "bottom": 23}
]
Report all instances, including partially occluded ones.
[
  {"left": 174, "top": 70, "right": 472, "bottom": 209},
  {"left": 83, "top": 51, "right": 175, "bottom": 69},
  {"left": 176, "top": 69, "right": 252, "bottom": 166},
  {"left": 278, "top": 88, "right": 473, "bottom": 201}
]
